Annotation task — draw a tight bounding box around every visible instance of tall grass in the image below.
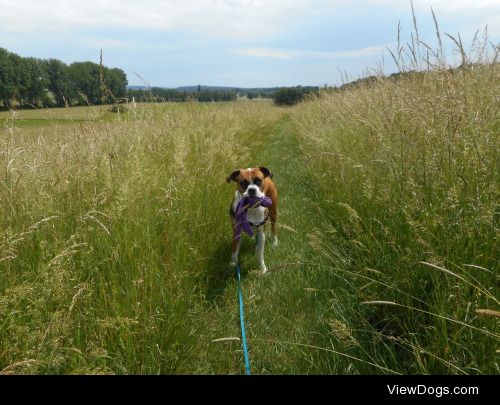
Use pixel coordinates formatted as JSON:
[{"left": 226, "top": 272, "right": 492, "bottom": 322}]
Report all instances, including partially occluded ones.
[
  {"left": 291, "top": 12, "right": 499, "bottom": 373},
  {"left": 0, "top": 101, "right": 282, "bottom": 374}
]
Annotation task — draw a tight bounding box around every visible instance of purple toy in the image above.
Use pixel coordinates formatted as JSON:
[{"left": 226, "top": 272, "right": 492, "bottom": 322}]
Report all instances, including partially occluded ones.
[{"left": 234, "top": 196, "right": 272, "bottom": 239}]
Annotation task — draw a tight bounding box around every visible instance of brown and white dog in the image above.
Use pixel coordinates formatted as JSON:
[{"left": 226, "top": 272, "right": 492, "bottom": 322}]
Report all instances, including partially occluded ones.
[{"left": 227, "top": 167, "right": 278, "bottom": 274}]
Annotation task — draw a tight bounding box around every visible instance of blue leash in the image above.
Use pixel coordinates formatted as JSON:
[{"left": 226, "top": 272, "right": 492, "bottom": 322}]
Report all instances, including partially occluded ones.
[{"left": 235, "top": 264, "right": 251, "bottom": 375}]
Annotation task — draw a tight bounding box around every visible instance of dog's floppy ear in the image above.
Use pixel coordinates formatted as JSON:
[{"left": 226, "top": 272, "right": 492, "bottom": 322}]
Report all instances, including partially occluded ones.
[
  {"left": 259, "top": 167, "right": 273, "bottom": 179},
  {"left": 226, "top": 170, "right": 240, "bottom": 183}
]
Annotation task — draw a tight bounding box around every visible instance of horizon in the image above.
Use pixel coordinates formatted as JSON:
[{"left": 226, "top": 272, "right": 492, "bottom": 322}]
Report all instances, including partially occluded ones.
[
  {"left": 1, "top": 0, "right": 499, "bottom": 88},
  {"left": 127, "top": 84, "right": 321, "bottom": 90}
]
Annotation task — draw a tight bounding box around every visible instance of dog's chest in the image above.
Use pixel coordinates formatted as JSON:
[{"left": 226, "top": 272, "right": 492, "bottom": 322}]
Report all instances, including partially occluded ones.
[{"left": 247, "top": 206, "right": 265, "bottom": 224}]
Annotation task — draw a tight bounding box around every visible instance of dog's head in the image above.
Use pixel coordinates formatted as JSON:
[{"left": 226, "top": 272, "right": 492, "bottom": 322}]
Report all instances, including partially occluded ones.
[{"left": 227, "top": 167, "right": 272, "bottom": 198}]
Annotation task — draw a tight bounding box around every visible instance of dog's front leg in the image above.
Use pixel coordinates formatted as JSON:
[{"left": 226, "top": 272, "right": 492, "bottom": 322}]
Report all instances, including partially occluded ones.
[
  {"left": 256, "top": 226, "right": 268, "bottom": 274},
  {"left": 269, "top": 205, "right": 278, "bottom": 247},
  {"left": 230, "top": 232, "right": 241, "bottom": 267}
]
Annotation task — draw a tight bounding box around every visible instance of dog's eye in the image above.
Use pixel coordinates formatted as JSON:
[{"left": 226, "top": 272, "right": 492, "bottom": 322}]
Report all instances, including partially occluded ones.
[
  {"left": 240, "top": 180, "right": 249, "bottom": 188},
  {"left": 253, "top": 178, "right": 262, "bottom": 186}
]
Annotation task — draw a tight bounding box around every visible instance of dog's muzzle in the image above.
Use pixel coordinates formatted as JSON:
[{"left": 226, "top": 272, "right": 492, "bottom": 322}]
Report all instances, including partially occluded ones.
[{"left": 245, "top": 185, "right": 262, "bottom": 198}]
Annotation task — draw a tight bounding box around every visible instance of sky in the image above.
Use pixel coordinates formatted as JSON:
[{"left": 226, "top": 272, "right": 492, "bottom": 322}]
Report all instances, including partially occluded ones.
[{"left": 1, "top": 0, "right": 499, "bottom": 88}]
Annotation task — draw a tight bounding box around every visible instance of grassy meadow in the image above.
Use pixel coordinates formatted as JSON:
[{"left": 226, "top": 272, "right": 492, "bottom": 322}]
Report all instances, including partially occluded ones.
[{"left": 1, "top": 48, "right": 499, "bottom": 374}]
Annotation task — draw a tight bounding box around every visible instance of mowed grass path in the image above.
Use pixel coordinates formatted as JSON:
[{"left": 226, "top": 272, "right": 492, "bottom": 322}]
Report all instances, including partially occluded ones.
[{"left": 188, "top": 116, "right": 365, "bottom": 374}]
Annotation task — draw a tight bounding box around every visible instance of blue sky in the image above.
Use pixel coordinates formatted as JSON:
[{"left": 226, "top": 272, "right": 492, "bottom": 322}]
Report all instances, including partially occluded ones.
[{"left": 1, "top": 0, "right": 498, "bottom": 87}]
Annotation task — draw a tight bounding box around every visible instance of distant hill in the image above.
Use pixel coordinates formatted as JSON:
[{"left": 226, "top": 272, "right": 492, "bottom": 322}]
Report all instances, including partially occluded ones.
[
  {"left": 176, "top": 85, "right": 243, "bottom": 92},
  {"left": 127, "top": 85, "right": 319, "bottom": 97},
  {"left": 175, "top": 85, "right": 286, "bottom": 96}
]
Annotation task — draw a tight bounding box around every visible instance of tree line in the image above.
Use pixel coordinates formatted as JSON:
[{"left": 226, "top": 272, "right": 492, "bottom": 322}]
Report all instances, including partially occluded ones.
[
  {"left": 272, "top": 86, "right": 319, "bottom": 106},
  {"left": 0, "top": 48, "right": 127, "bottom": 109},
  {"left": 127, "top": 87, "right": 237, "bottom": 103}
]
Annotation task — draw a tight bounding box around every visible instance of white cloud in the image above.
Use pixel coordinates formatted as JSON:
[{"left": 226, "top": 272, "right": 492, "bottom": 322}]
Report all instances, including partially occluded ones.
[
  {"left": 235, "top": 48, "right": 291, "bottom": 59},
  {"left": 75, "top": 38, "right": 130, "bottom": 49},
  {"left": 355, "top": 0, "right": 499, "bottom": 13},
  {"left": 0, "top": 0, "right": 328, "bottom": 40},
  {"left": 323, "top": 46, "right": 387, "bottom": 58},
  {"left": 1, "top": 0, "right": 497, "bottom": 43},
  {"left": 418, "top": 0, "right": 499, "bottom": 14},
  {"left": 235, "top": 45, "right": 387, "bottom": 59}
]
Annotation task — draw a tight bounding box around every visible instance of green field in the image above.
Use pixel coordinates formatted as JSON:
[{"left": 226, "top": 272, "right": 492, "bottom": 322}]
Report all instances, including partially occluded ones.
[{"left": 0, "top": 60, "right": 498, "bottom": 374}]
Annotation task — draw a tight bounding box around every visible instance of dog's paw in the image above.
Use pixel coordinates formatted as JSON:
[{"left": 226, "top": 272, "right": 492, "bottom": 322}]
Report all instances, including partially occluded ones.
[
  {"left": 261, "top": 264, "right": 269, "bottom": 274},
  {"left": 271, "top": 235, "right": 278, "bottom": 247},
  {"left": 230, "top": 252, "right": 240, "bottom": 267}
]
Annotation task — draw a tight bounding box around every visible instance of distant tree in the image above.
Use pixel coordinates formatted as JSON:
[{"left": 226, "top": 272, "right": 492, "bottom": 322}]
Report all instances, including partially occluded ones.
[
  {"left": 68, "top": 62, "right": 101, "bottom": 105},
  {"left": 8, "top": 53, "right": 27, "bottom": 104},
  {"left": 105, "top": 68, "right": 128, "bottom": 100},
  {"left": 0, "top": 47, "right": 129, "bottom": 109},
  {"left": 44, "top": 59, "right": 71, "bottom": 107},
  {"left": 23, "top": 57, "right": 49, "bottom": 106},
  {"left": 0, "top": 50, "right": 48, "bottom": 107},
  {"left": 128, "top": 87, "right": 237, "bottom": 103},
  {"left": 273, "top": 86, "right": 319, "bottom": 106},
  {"left": 7, "top": 54, "right": 47, "bottom": 107},
  {"left": 0, "top": 48, "right": 16, "bottom": 108},
  {"left": 273, "top": 87, "right": 304, "bottom": 106}
]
